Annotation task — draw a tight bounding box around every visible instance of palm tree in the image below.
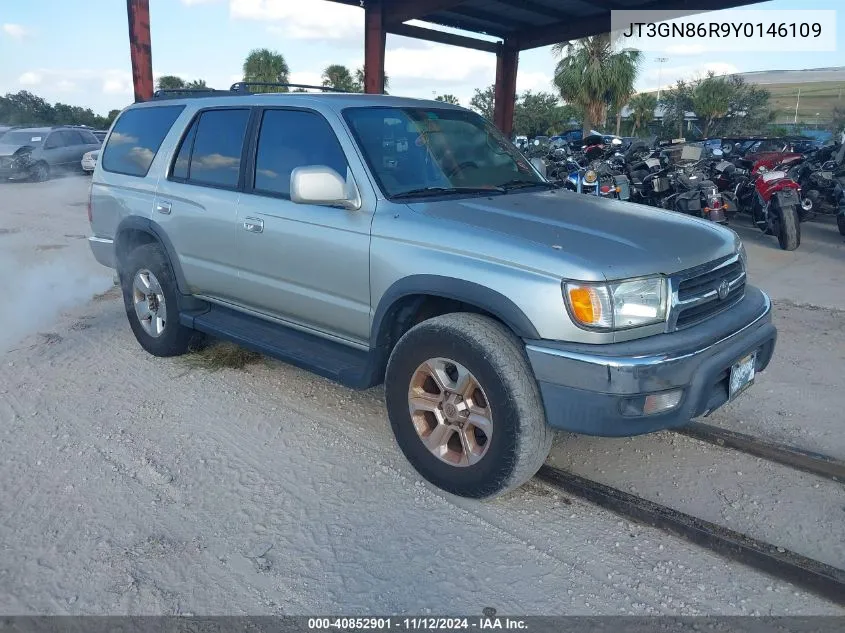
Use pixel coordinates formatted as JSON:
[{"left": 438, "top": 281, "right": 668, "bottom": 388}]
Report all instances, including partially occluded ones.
[
  {"left": 435, "top": 94, "right": 460, "bottom": 105},
  {"left": 552, "top": 35, "right": 641, "bottom": 134},
  {"left": 628, "top": 92, "right": 657, "bottom": 136},
  {"left": 692, "top": 72, "right": 731, "bottom": 137},
  {"left": 353, "top": 67, "right": 390, "bottom": 93},
  {"left": 185, "top": 79, "right": 208, "bottom": 89},
  {"left": 156, "top": 75, "right": 185, "bottom": 91},
  {"left": 242, "top": 48, "right": 290, "bottom": 92},
  {"left": 322, "top": 65, "right": 357, "bottom": 92}
]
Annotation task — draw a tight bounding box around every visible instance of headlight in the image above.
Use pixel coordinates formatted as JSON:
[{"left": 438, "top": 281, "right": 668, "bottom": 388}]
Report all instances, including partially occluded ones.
[
  {"left": 584, "top": 169, "right": 597, "bottom": 183},
  {"left": 564, "top": 276, "right": 668, "bottom": 330}
]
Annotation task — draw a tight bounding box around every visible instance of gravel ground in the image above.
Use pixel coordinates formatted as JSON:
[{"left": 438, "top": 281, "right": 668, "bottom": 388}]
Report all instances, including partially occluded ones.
[{"left": 0, "top": 176, "right": 843, "bottom": 615}]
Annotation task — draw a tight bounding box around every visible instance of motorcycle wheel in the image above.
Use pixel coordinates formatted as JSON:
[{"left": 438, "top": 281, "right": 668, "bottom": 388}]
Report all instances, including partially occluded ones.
[{"left": 776, "top": 204, "right": 801, "bottom": 251}]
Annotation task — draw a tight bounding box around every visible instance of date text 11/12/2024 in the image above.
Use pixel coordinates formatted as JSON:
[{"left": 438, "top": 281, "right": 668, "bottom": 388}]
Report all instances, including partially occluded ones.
[{"left": 307, "top": 617, "right": 528, "bottom": 630}]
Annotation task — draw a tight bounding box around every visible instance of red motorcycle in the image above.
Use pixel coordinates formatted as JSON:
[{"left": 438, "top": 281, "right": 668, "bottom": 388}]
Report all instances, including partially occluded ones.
[{"left": 743, "top": 167, "right": 809, "bottom": 251}]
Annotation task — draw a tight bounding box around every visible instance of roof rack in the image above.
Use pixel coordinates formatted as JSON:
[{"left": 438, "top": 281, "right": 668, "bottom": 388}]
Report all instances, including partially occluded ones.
[
  {"left": 151, "top": 82, "right": 347, "bottom": 100},
  {"left": 229, "top": 82, "right": 344, "bottom": 93},
  {"left": 152, "top": 88, "right": 232, "bottom": 100}
]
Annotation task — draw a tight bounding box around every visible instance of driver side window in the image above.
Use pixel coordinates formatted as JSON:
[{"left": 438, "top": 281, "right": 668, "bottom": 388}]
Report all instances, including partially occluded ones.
[{"left": 253, "top": 109, "right": 348, "bottom": 199}]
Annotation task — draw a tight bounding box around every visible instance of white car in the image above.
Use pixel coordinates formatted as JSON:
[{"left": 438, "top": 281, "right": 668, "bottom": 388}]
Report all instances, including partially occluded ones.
[{"left": 81, "top": 149, "right": 99, "bottom": 173}]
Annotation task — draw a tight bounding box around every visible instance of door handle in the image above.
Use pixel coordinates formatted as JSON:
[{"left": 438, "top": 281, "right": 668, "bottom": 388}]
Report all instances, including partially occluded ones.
[
  {"left": 242, "top": 217, "right": 264, "bottom": 233},
  {"left": 155, "top": 201, "right": 172, "bottom": 215}
]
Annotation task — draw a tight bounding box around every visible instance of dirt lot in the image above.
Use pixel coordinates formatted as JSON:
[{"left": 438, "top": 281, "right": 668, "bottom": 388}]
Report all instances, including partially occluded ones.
[{"left": 1, "top": 175, "right": 843, "bottom": 615}]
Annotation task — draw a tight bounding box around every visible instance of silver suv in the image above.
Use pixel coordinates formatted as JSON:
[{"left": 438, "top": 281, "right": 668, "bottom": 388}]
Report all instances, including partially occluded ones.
[{"left": 87, "top": 91, "right": 777, "bottom": 498}]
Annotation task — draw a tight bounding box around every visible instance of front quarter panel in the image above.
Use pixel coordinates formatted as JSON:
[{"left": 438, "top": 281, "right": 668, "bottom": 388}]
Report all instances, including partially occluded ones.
[{"left": 370, "top": 202, "right": 605, "bottom": 344}]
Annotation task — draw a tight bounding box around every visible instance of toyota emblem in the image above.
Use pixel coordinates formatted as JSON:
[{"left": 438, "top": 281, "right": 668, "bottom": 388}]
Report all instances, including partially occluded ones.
[{"left": 717, "top": 280, "right": 730, "bottom": 300}]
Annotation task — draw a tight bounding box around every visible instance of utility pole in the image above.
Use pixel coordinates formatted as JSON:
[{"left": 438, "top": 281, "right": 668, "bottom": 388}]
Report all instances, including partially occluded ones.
[{"left": 655, "top": 57, "right": 668, "bottom": 101}]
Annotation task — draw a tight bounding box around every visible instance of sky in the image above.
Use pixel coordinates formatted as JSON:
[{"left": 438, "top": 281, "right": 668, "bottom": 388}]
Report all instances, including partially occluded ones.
[{"left": 0, "top": 0, "right": 843, "bottom": 117}]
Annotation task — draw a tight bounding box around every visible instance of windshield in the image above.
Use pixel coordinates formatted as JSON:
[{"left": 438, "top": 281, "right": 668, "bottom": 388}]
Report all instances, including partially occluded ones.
[
  {"left": 0, "top": 130, "right": 46, "bottom": 146},
  {"left": 343, "top": 107, "right": 544, "bottom": 198}
]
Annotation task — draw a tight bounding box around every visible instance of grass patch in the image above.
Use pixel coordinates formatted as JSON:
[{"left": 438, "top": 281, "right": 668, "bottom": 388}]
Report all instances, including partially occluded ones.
[{"left": 183, "top": 341, "right": 262, "bottom": 371}]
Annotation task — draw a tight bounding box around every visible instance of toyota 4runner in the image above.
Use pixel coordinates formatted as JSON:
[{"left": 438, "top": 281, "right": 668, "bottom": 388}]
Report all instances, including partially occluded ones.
[{"left": 87, "top": 89, "right": 777, "bottom": 498}]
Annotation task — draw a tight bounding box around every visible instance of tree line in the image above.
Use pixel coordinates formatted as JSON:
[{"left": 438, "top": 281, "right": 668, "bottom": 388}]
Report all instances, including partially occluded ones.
[
  {"left": 0, "top": 91, "right": 119, "bottom": 129},
  {"left": 2, "top": 44, "right": 782, "bottom": 141}
]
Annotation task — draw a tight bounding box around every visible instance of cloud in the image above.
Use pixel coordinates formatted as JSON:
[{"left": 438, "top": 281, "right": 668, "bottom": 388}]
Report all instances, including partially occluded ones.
[
  {"left": 385, "top": 45, "right": 495, "bottom": 82},
  {"left": 17, "top": 68, "right": 133, "bottom": 96},
  {"left": 288, "top": 70, "right": 324, "bottom": 88},
  {"left": 517, "top": 71, "right": 554, "bottom": 94},
  {"left": 233, "top": 0, "right": 362, "bottom": 42},
  {"left": 19, "top": 72, "right": 42, "bottom": 86},
  {"left": 2, "top": 23, "right": 28, "bottom": 39}
]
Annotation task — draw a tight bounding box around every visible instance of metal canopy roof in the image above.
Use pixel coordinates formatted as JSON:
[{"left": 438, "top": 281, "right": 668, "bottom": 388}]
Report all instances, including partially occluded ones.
[{"left": 329, "top": 0, "right": 760, "bottom": 50}]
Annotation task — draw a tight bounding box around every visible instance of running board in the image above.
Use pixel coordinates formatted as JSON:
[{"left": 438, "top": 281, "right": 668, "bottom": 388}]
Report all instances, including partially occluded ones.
[{"left": 180, "top": 305, "right": 381, "bottom": 389}]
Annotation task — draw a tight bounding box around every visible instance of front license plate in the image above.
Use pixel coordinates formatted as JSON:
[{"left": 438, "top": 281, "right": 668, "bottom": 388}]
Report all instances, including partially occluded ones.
[{"left": 729, "top": 353, "right": 757, "bottom": 399}]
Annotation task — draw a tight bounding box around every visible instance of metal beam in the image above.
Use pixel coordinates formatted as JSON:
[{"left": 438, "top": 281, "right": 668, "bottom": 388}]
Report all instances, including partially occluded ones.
[
  {"left": 493, "top": 42, "right": 518, "bottom": 137},
  {"left": 386, "top": 23, "right": 501, "bottom": 53},
  {"left": 364, "top": 0, "right": 386, "bottom": 94},
  {"left": 383, "top": 0, "right": 467, "bottom": 25},
  {"left": 489, "top": 0, "right": 572, "bottom": 20},
  {"left": 511, "top": 0, "right": 764, "bottom": 50},
  {"left": 445, "top": 6, "right": 533, "bottom": 30},
  {"left": 127, "top": 0, "right": 153, "bottom": 102}
]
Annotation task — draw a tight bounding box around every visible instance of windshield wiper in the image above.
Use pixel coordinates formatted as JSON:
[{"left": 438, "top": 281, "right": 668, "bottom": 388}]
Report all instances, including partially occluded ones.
[
  {"left": 390, "top": 186, "right": 506, "bottom": 199},
  {"left": 499, "top": 179, "right": 556, "bottom": 191}
]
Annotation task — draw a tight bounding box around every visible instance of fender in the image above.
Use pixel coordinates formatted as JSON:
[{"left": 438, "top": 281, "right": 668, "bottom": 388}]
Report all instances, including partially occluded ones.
[
  {"left": 114, "top": 216, "right": 189, "bottom": 294},
  {"left": 371, "top": 275, "right": 541, "bottom": 347}
]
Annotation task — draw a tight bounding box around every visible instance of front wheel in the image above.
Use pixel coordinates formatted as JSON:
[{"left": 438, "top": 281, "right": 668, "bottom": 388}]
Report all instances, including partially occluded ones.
[
  {"left": 776, "top": 204, "right": 801, "bottom": 251},
  {"left": 385, "top": 313, "right": 553, "bottom": 499},
  {"left": 30, "top": 162, "right": 50, "bottom": 182}
]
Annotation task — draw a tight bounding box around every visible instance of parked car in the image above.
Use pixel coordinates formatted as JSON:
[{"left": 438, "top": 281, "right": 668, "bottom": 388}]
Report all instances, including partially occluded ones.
[
  {"left": 81, "top": 149, "right": 99, "bottom": 173},
  {"left": 0, "top": 125, "right": 101, "bottom": 181},
  {"left": 87, "top": 91, "right": 777, "bottom": 499},
  {"left": 93, "top": 130, "right": 108, "bottom": 143}
]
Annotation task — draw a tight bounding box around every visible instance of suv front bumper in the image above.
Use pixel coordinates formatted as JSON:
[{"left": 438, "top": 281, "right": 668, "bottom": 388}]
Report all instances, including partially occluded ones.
[{"left": 525, "top": 285, "right": 776, "bottom": 437}]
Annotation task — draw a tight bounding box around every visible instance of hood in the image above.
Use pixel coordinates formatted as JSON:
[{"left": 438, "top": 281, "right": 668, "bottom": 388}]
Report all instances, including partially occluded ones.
[
  {"left": 0, "top": 143, "right": 32, "bottom": 157},
  {"left": 407, "top": 189, "right": 737, "bottom": 281}
]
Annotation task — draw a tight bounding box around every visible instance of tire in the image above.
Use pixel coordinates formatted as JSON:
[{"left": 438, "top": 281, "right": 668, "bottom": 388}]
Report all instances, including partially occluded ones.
[
  {"left": 120, "top": 243, "right": 199, "bottom": 357},
  {"left": 385, "top": 313, "right": 553, "bottom": 499},
  {"left": 776, "top": 204, "right": 801, "bottom": 251},
  {"left": 30, "top": 162, "right": 50, "bottom": 182}
]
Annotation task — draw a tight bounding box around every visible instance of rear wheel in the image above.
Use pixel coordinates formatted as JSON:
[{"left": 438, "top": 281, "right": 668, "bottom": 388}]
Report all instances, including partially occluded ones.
[
  {"left": 385, "top": 313, "right": 553, "bottom": 499},
  {"left": 120, "top": 243, "right": 200, "bottom": 356},
  {"left": 776, "top": 203, "right": 801, "bottom": 251}
]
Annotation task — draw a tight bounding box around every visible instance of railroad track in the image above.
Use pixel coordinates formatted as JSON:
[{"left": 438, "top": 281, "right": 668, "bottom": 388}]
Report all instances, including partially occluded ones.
[{"left": 536, "top": 427, "right": 845, "bottom": 607}]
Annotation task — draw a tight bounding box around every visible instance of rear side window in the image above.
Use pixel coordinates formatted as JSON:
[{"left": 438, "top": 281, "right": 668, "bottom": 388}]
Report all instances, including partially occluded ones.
[
  {"left": 102, "top": 105, "right": 185, "bottom": 177},
  {"left": 186, "top": 109, "right": 250, "bottom": 189},
  {"left": 253, "top": 109, "right": 348, "bottom": 198},
  {"left": 80, "top": 130, "right": 99, "bottom": 144},
  {"left": 61, "top": 130, "right": 85, "bottom": 145}
]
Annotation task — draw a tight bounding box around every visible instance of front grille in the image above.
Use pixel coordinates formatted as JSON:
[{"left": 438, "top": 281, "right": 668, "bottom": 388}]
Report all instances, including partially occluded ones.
[{"left": 670, "top": 255, "right": 745, "bottom": 330}]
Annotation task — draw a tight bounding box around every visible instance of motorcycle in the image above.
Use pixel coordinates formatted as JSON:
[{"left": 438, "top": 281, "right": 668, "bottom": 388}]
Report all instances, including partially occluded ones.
[
  {"left": 660, "top": 157, "right": 729, "bottom": 224},
  {"left": 744, "top": 166, "right": 806, "bottom": 250},
  {"left": 832, "top": 180, "right": 845, "bottom": 237}
]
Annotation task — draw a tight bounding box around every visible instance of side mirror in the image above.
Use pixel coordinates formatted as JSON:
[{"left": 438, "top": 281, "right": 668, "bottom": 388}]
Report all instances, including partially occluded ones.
[
  {"left": 290, "top": 166, "right": 360, "bottom": 210},
  {"left": 529, "top": 157, "right": 547, "bottom": 177}
]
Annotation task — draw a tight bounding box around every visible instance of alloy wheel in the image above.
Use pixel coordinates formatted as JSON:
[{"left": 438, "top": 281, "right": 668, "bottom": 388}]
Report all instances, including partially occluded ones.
[
  {"left": 407, "top": 357, "right": 493, "bottom": 467},
  {"left": 131, "top": 269, "right": 167, "bottom": 337}
]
